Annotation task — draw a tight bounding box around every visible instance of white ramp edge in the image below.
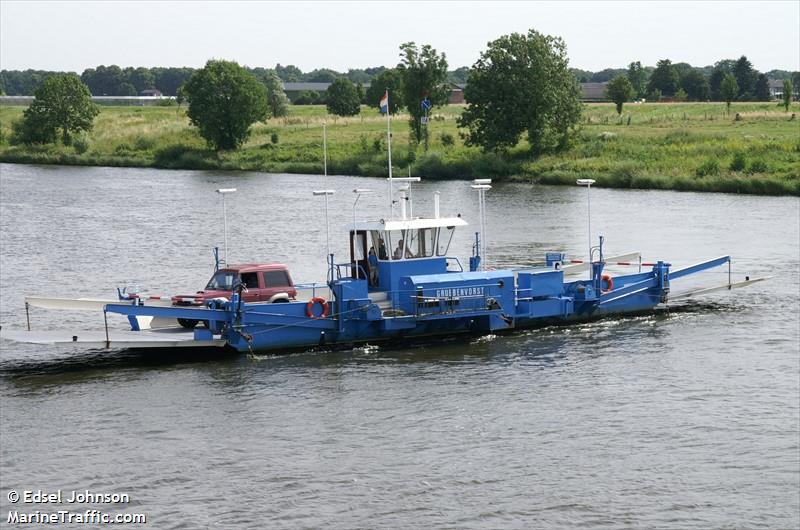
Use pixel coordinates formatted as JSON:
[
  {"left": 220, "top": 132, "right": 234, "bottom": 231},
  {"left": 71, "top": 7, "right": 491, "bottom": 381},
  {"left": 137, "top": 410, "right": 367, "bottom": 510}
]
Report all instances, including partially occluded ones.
[{"left": 1, "top": 328, "right": 226, "bottom": 349}]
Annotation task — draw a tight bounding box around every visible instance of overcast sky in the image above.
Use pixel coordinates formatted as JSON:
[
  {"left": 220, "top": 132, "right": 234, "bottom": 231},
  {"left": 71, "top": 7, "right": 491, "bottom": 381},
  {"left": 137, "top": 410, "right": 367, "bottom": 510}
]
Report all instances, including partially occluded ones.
[{"left": 1, "top": 1, "right": 798, "bottom": 73}]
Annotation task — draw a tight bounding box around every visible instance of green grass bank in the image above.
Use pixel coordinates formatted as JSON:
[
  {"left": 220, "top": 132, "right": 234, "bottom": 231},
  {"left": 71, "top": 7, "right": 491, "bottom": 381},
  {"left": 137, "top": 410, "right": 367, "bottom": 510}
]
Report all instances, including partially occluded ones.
[{"left": 1, "top": 102, "right": 798, "bottom": 195}]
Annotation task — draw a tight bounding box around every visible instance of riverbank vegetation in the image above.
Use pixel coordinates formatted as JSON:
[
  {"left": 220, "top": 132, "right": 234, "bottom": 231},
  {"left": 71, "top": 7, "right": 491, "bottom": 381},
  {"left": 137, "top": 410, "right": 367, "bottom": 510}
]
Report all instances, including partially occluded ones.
[{"left": 1, "top": 101, "right": 797, "bottom": 195}]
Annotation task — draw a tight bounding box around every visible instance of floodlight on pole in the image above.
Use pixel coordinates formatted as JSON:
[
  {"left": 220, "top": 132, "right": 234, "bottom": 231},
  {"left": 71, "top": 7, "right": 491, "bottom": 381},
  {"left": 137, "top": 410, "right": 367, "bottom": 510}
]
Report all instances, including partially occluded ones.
[
  {"left": 352, "top": 188, "right": 373, "bottom": 228},
  {"left": 313, "top": 189, "right": 336, "bottom": 259},
  {"left": 215, "top": 188, "right": 237, "bottom": 266},
  {"left": 471, "top": 179, "right": 492, "bottom": 270},
  {"left": 576, "top": 179, "right": 596, "bottom": 262}
]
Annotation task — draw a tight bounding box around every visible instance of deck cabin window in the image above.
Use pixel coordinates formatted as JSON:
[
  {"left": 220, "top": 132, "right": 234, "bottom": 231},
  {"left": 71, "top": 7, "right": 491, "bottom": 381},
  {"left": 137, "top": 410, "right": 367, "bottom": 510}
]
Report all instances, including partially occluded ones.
[{"left": 437, "top": 226, "right": 455, "bottom": 256}]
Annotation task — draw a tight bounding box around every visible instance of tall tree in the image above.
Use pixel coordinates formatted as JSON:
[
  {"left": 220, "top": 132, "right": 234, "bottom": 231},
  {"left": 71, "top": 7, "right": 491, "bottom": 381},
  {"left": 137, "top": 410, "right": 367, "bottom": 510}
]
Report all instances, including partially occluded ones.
[
  {"left": 14, "top": 73, "right": 98, "bottom": 145},
  {"left": 305, "top": 68, "right": 340, "bottom": 83},
  {"left": 274, "top": 63, "right": 302, "bottom": 82},
  {"left": 182, "top": 60, "right": 269, "bottom": 150},
  {"left": 153, "top": 67, "right": 194, "bottom": 96},
  {"left": 680, "top": 69, "right": 710, "bottom": 101},
  {"left": 606, "top": 75, "right": 634, "bottom": 115},
  {"left": 447, "top": 66, "right": 469, "bottom": 85},
  {"left": 365, "top": 69, "right": 403, "bottom": 113},
  {"left": 589, "top": 68, "right": 627, "bottom": 82},
  {"left": 720, "top": 73, "right": 739, "bottom": 112},
  {"left": 262, "top": 70, "right": 290, "bottom": 117},
  {"left": 125, "top": 67, "right": 156, "bottom": 93},
  {"left": 647, "top": 59, "right": 679, "bottom": 96},
  {"left": 325, "top": 77, "right": 361, "bottom": 116},
  {"left": 782, "top": 79, "right": 793, "bottom": 111},
  {"left": 753, "top": 73, "right": 771, "bottom": 101},
  {"left": 397, "top": 42, "right": 449, "bottom": 146},
  {"left": 709, "top": 59, "right": 735, "bottom": 100},
  {"left": 733, "top": 55, "right": 756, "bottom": 99},
  {"left": 458, "top": 29, "right": 582, "bottom": 153},
  {"left": 626, "top": 61, "right": 647, "bottom": 98}
]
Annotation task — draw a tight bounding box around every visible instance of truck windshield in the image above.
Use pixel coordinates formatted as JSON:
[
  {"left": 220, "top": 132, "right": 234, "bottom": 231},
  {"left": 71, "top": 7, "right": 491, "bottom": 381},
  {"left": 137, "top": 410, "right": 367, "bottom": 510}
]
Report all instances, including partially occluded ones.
[{"left": 206, "top": 271, "right": 237, "bottom": 290}]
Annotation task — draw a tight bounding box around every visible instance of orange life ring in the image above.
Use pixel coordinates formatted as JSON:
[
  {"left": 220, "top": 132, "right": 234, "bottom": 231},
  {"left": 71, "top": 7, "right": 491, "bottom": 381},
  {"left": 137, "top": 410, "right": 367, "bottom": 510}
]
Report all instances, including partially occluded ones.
[
  {"left": 601, "top": 274, "right": 613, "bottom": 294},
  {"left": 305, "top": 297, "right": 330, "bottom": 318}
]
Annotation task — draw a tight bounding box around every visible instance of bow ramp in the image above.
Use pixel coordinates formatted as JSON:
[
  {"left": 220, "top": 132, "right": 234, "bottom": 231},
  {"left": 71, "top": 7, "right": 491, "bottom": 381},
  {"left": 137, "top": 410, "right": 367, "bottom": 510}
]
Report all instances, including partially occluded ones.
[{"left": 1, "top": 327, "right": 225, "bottom": 349}]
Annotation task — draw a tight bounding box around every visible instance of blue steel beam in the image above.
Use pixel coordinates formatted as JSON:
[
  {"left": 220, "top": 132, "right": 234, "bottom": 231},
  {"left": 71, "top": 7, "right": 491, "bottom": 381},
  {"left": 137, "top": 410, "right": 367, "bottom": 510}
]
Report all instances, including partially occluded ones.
[
  {"left": 670, "top": 256, "right": 730, "bottom": 280},
  {"left": 105, "top": 303, "right": 231, "bottom": 322},
  {"left": 598, "top": 277, "right": 659, "bottom": 305}
]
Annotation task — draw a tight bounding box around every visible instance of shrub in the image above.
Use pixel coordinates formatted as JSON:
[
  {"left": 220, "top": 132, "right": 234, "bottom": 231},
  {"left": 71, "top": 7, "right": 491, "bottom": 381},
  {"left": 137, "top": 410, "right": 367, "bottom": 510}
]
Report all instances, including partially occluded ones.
[
  {"left": 696, "top": 158, "right": 720, "bottom": 177},
  {"left": 747, "top": 158, "right": 768, "bottom": 174},
  {"left": 611, "top": 162, "right": 639, "bottom": 187},
  {"left": 73, "top": 135, "right": 89, "bottom": 154},
  {"left": 156, "top": 98, "right": 176, "bottom": 107},
  {"left": 729, "top": 152, "right": 747, "bottom": 172},
  {"left": 153, "top": 144, "right": 216, "bottom": 169},
  {"left": 270, "top": 132, "right": 279, "bottom": 144},
  {"left": 134, "top": 136, "right": 155, "bottom": 151},
  {"left": 114, "top": 143, "right": 133, "bottom": 155},
  {"left": 10, "top": 116, "right": 56, "bottom": 145},
  {"left": 440, "top": 132, "right": 455, "bottom": 146}
]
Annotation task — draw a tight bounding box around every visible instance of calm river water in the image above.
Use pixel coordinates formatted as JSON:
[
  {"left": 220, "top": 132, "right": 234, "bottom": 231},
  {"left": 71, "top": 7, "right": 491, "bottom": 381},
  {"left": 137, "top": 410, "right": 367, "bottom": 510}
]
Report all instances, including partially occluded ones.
[{"left": 0, "top": 163, "right": 798, "bottom": 529}]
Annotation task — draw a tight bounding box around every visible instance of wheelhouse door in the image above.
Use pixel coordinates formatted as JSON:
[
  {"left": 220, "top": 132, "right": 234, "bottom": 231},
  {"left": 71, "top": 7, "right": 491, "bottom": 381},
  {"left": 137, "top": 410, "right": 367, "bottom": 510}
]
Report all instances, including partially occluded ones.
[{"left": 350, "top": 230, "right": 369, "bottom": 280}]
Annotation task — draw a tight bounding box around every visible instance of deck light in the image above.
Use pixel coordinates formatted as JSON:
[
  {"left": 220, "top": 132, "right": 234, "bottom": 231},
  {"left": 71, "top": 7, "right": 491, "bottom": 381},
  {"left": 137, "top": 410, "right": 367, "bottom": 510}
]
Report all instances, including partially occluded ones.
[
  {"left": 313, "top": 190, "right": 336, "bottom": 260},
  {"left": 471, "top": 179, "right": 492, "bottom": 270},
  {"left": 352, "top": 188, "right": 374, "bottom": 228},
  {"left": 215, "top": 188, "right": 237, "bottom": 266},
  {"left": 576, "top": 179, "right": 596, "bottom": 262}
]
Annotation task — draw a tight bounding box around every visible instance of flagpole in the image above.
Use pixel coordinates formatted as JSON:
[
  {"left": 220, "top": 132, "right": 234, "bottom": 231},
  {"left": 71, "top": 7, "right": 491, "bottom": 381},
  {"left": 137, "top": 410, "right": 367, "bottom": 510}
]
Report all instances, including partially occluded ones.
[{"left": 386, "top": 89, "right": 393, "bottom": 220}]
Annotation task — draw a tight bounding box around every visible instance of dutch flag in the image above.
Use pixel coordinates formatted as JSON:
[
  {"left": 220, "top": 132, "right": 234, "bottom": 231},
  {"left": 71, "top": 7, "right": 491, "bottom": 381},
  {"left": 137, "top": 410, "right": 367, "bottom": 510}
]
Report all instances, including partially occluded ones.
[{"left": 379, "top": 90, "right": 389, "bottom": 114}]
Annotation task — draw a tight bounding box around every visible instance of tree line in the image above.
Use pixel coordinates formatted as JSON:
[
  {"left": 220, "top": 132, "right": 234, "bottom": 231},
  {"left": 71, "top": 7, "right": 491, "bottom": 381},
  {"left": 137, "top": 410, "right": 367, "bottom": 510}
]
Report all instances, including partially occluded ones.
[
  {"left": 0, "top": 65, "right": 466, "bottom": 97},
  {"left": 7, "top": 31, "right": 798, "bottom": 161},
  {"left": 3, "top": 59, "right": 796, "bottom": 100}
]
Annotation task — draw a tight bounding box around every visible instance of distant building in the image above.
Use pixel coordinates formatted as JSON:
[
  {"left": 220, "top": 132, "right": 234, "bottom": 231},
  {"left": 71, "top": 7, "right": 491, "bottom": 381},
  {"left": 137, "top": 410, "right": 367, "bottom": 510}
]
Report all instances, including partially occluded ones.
[
  {"left": 448, "top": 83, "right": 465, "bottom": 104},
  {"left": 580, "top": 82, "right": 608, "bottom": 102},
  {"left": 768, "top": 79, "right": 785, "bottom": 99},
  {"left": 140, "top": 89, "right": 162, "bottom": 97},
  {"left": 282, "top": 82, "right": 334, "bottom": 96}
]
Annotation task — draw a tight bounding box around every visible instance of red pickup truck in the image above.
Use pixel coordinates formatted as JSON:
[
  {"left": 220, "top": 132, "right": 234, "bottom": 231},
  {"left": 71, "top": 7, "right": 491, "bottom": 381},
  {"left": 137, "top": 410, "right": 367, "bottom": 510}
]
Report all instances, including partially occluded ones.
[{"left": 172, "top": 263, "right": 297, "bottom": 328}]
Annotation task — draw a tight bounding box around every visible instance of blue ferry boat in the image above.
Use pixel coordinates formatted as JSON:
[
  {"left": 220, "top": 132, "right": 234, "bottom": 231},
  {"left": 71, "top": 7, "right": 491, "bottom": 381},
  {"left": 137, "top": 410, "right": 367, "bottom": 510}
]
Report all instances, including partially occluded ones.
[{"left": 47, "top": 179, "right": 750, "bottom": 355}]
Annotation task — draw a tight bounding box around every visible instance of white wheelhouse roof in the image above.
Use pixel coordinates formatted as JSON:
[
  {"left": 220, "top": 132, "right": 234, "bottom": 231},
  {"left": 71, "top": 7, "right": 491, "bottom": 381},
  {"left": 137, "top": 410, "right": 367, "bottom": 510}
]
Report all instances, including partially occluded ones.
[{"left": 345, "top": 216, "right": 468, "bottom": 232}]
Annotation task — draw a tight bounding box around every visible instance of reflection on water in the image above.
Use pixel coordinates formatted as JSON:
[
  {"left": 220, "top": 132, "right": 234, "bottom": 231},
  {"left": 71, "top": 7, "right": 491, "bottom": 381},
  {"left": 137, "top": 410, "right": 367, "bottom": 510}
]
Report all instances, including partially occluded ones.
[{"left": 1, "top": 164, "right": 798, "bottom": 529}]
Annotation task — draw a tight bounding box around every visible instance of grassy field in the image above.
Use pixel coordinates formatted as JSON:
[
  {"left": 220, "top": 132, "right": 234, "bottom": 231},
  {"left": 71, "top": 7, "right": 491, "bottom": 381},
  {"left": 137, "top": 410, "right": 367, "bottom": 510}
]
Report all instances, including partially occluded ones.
[{"left": 1, "top": 101, "right": 798, "bottom": 195}]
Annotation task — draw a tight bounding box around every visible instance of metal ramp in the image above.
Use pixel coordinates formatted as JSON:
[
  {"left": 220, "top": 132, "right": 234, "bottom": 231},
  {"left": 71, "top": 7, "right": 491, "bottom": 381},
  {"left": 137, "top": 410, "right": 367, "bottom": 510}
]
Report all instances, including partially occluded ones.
[{"left": 1, "top": 327, "right": 226, "bottom": 349}]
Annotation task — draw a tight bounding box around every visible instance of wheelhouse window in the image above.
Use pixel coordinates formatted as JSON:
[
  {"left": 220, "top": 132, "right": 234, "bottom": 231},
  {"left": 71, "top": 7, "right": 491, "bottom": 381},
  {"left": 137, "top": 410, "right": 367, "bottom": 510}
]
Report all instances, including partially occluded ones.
[
  {"left": 384, "top": 227, "right": 443, "bottom": 260},
  {"left": 437, "top": 226, "right": 455, "bottom": 256},
  {"left": 370, "top": 231, "right": 389, "bottom": 260},
  {"left": 419, "top": 227, "right": 436, "bottom": 257},
  {"left": 387, "top": 230, "right": 407, "bottom": 260},
  {"left": 206, "top": 271, "right": 237, "bottom": 290},
  {"left": 263, "top": 270, "right": 290, "bottom": 287}
]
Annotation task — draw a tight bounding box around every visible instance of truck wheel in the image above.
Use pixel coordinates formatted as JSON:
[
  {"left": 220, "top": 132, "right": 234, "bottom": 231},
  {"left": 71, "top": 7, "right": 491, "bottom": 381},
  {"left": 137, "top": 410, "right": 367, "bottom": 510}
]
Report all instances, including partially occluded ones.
[{"left": 178, "top": 318, "right": 199, "bottom": 329}]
